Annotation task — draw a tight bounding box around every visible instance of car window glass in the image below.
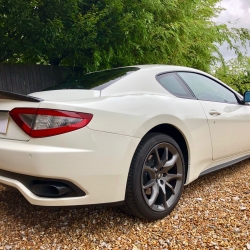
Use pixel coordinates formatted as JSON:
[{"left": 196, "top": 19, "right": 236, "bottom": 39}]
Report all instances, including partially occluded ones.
[
  {"left": 44, "top": 67, "right": 140, "bottom": 91},
  {"left": 178, "top": 72, "right": 238, "bottom": 104},
  {"left": 156, "top": 73, "right": 194, "bottom": 99}
]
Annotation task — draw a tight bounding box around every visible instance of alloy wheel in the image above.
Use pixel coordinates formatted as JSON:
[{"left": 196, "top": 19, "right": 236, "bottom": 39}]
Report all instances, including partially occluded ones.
[{"left": 141, "top": 142, "right": 183, "bottom": 212}]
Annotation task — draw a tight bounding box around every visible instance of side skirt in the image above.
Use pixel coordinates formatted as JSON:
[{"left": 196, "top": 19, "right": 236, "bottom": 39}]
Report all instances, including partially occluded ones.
[{"left": 199, "top": 155, "right": 250, "bottom": 177}]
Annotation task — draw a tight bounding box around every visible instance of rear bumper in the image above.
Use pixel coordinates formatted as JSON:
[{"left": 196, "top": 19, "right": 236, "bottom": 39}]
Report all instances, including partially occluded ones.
[{"left": 0, "top": 128, "right": 140, "bottom": 206}]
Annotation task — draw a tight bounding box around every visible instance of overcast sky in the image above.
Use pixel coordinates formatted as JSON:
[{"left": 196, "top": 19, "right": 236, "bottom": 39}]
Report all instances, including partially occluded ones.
[{"left": 216, "top": 0, "right": 250, "bottom": 61}]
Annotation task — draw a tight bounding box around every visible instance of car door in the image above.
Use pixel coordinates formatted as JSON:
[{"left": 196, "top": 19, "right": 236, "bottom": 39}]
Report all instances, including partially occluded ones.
[{"left": 177, "top": 72, "right": 250, "bottom": 161}]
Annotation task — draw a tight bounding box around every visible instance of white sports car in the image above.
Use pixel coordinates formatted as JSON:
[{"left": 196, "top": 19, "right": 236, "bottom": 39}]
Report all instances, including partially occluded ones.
[{"left": 0, "top": 65, "right": 250, "bottom": 220}]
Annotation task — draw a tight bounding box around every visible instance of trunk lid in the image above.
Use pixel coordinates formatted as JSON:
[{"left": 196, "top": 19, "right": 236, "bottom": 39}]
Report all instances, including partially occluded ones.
[{"left": 29, "top": 89, "right": 100, "bottom": 102}]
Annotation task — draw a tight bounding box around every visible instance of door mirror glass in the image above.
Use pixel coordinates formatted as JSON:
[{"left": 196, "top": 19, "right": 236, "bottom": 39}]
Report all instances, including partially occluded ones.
[{"left": 244, "top": 91, "right": 250, "bottom": 102}]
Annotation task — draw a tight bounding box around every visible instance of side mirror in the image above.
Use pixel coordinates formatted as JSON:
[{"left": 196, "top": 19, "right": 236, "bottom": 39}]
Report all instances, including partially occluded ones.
[{"left": 244, "top": 91, "right": 250, "bottom": 103}]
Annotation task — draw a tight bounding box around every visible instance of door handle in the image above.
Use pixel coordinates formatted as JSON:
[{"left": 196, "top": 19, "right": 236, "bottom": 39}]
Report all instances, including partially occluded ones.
[{"left": 209, "top": 109, "right": 221, "bottom": 116}]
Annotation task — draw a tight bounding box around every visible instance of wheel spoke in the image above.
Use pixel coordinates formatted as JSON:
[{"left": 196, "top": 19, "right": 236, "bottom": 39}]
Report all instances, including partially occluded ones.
[
  {"left": 161, "top": 147, "right": 168, "bottom": 165},
  {"left": 163, "top": 154, "right": 179, "bottom": 172},
  {"left": 143, "top": 179, "right": 156, "bottom": 189},
  {"left": 158, "top": 180, "right": 169, "bottom": 209},
  {"left": 162, "top": 173, "right": 182, "bottom": 183},
  {"left": 165, "top": 182, "right": 175, "bottom": 195},
  {"left": 153, "top": 147, "right": 162, "bottom": 170},
  {"left": 148, "top": 182, "right": 159, "bottom": 207},
  {"left": 143, "top": 165, "right": 156, "bottom": 178}
]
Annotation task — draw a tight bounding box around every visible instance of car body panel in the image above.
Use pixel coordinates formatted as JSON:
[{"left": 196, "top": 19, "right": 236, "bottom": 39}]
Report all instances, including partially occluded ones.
[
  {"left": 38, "top": 94, "right": 213, "bottom": 168},
  {"left": 199, "top": 100, "right": 250, "bottom": 160},
  {"left": 0, "top": 128, "right": 140, "bottom": 205}
]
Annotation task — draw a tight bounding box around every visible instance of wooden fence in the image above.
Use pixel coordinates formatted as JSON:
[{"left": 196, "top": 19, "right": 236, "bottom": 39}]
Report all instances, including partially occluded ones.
[{"left": 0, "top": 63, "right": 70, "bottom": 95}]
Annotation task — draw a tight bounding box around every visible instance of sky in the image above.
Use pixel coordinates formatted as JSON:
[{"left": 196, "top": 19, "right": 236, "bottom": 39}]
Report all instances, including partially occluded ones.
[{"left": 216, "top": 0, "right": 250, "bottom": 61}]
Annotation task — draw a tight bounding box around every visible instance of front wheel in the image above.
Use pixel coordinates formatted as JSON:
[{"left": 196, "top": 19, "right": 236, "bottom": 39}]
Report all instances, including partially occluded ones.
[{"left": 122, "top": 133, "right": 185, "bottom": 220}]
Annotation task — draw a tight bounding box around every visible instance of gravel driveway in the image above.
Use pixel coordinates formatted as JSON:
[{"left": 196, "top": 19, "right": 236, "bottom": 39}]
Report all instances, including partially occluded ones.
[{"left": 0, "top": 160, "right": 249, "bottom": 249}]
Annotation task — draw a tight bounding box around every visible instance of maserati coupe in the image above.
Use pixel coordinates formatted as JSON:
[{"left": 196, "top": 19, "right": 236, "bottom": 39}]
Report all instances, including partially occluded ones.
[{"left": 0, "top": 65, "right": 250, "bottom": 220}]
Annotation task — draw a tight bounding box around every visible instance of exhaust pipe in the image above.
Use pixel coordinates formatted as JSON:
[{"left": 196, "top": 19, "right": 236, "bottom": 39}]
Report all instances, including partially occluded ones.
[{"left": 30, "top": 182, "right": 73, "bottom": 197}]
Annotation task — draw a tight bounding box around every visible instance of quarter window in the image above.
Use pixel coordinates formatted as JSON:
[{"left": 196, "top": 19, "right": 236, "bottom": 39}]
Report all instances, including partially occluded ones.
[
  {"left": 178, "top": 72, "right": 238, "bottom": 104},
  {"left": 156, "top": 73, "right": 194, "bottom": 99}
]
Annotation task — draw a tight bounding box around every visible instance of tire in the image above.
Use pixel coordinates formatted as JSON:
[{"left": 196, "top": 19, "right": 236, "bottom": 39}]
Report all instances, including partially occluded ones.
[{"left": 122, "top": 133, "right": 185, "bottom": 220}]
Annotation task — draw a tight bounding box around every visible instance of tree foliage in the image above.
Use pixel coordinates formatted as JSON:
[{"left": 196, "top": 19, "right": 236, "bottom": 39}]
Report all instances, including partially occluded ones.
[
  {"left": 214, "top": 56, "right": 250, "bottom": 94},
  {"left": 0, "top": 0, "right": 249, "bottom": 72}
]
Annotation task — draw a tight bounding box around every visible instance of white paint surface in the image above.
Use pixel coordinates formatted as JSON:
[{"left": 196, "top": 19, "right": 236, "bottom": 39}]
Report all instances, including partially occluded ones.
[{"left": 0, "top": 113, "right": 9, "bottom": 134}]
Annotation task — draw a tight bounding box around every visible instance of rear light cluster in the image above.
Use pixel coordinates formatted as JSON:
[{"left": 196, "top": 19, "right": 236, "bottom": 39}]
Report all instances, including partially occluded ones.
[{"left": 9, "top": 108, "right": 93, "bottom": 138}]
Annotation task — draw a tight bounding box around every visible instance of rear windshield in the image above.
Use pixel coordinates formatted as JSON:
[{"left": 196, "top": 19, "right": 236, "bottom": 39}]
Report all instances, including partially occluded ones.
[{"left": 44, "top": 67, "right": 140, "bottom": 91}]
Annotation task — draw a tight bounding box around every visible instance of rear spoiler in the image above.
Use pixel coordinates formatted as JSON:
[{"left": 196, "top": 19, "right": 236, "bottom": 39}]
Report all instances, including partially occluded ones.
[{"left": 0, "top": 90, "right": 43, "bottom": 102}]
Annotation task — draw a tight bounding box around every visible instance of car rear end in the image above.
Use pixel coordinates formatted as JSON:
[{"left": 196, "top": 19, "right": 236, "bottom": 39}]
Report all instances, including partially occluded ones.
[{"left": 0, "top": 90, "right": 139, "bottom": 206}]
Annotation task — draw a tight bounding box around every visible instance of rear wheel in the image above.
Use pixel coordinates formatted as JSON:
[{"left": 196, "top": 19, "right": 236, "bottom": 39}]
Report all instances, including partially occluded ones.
[{"left": 122, "top": 133, "right": 185, "bottom": 220}]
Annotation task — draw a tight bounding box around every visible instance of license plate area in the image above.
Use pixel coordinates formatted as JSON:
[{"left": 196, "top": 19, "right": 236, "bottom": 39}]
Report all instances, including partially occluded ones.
[{"left": 0, "top": 112, "right": 9, "bottom": 134}]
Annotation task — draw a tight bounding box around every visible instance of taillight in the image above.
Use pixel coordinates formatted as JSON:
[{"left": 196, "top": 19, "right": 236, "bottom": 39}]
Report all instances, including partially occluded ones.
[{"left": 9, "top": 108, "right": 93, "bottom": 138}]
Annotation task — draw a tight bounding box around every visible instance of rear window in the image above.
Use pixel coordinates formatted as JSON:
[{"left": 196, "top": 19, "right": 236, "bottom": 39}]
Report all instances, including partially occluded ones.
[{"left": 44, "top": 67, "right": 140, "bottom": 91}]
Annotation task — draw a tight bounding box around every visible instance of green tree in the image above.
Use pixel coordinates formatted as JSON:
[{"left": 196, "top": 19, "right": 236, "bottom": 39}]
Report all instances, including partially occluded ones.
[
  {"left": 214, "top": 56, "right": 250, "bottom": 94},
  {"left": 0, "top": 0, "right": 99, "bottom": 65},
  {"left": 0, "top": 0, "right": 249, "bottom": 72}
]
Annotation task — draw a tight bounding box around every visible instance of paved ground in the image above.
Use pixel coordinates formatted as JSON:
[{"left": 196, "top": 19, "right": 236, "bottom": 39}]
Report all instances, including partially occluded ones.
[{"left": 0, "top": 160, "right": 249, "bottom": 249}]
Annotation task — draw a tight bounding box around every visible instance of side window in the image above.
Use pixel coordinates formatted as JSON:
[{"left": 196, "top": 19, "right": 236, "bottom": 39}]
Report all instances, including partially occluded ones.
[
  {"left": 178, "top": 72, "right": 238, "bottom": 104},
  {"left": 156, "top": 73, "right": 194, "bottom": 99}
]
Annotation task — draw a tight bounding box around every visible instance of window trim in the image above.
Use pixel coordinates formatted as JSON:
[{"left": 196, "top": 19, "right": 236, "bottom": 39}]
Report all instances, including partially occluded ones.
[{"left": 156, "top": 72, "right": 196, "bottom": 100}]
